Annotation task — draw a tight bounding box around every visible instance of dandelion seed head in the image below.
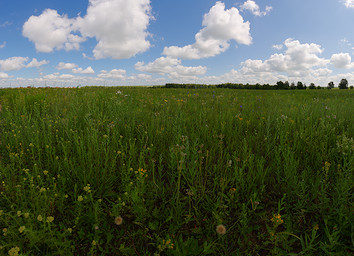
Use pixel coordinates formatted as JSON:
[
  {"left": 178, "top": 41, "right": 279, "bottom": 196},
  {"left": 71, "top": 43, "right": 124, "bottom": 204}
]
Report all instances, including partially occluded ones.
[
  {"left": 114, "top": 216, "right": 123, "bottom": 225},
  {"left": 216, "top": 224, "right": 226, "bottom": 235}
]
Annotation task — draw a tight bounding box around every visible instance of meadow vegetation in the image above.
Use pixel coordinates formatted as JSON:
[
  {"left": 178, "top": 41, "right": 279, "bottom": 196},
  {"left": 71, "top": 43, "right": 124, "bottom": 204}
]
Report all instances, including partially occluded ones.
[{"left": 0, "top": 87, "right": 353, "bottom": 255}]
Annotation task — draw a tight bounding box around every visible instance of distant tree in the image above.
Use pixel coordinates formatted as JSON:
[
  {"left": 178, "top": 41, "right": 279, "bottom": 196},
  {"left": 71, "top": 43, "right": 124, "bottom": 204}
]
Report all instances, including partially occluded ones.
[
  {"left": 350, "top": 86, "right": 354, "bottom": 89},
  {"left": 276, "top": 81, "right": 285, "bottom": 89},
  {"left": 290, "top": 82, "right": 296, "bottom": 89},
  {"left": 327, "top": 81, "right": 334, "bottom": 89},
  {"left": 317, "top": 86, "right": 322, "bottom": 89},
  {"left": 309, "top": 83, "right": 316, "bottom": 89},
  {"left": 284, "top": 81, "right": 289, "bottom": 89},
  {"left": 297, "top": 81, "right": 304, "bottom": 89},
  {"left": 338, "top": 78, "right": 348, "bottom": 89}
]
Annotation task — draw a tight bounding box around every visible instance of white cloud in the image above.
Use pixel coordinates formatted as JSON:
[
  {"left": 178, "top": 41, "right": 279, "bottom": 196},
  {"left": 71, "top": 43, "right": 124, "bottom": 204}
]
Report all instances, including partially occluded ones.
[
  {"left": 76, "top": 0, "right": 152, "bottom": 59},
  {"left": 239, "top": 39, "right": 329, "bottom": 76},
  {"left": 0, "top": 57, "right": 29, "bottom": 71},
  {"left": 98, "top": 69, "right": 127, "bottom": 79},
  {"left": 23, "top": 9, "right": 84, "bottom": 53},
  {"left": 272, "top": 44, "right": 283, "bottom": 50},
  {"left": 163, "top": 1, "right": 251, "bottom": 59},
  {"left": 0, "top": 42, "right": 6, "bottom": 49},
  {"left": 135, "top": 57, "right": 207, "bottom": 78},
  {"left": 0, "top": 72, "right": 9, "bottom": 79},
  {"left": 59, "top": 74, "right": 75, "bottom": 79},
  {"left": 56, "top": 62, "right": 78, "bottom": 70},
  {"left": 330, "top": 53, "right": 354, "bottom": 69},
  {"left": 26, "top": 58, "right": 49, "bottom": 68},
  {"left": 23, "top": 0, "right": 153, "bottom": 59},
  {"left": 342, "top": 0, "right": 354, "bottom": 8},
  {"left": 240, "top": 0, "right": 272, "bottom": 16},
  {"left": 72, "top": 66, "right": 95, "bottom": 74}
]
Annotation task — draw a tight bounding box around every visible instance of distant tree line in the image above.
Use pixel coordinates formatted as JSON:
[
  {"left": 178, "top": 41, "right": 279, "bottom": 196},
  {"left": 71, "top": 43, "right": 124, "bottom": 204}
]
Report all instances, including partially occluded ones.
[{"left": 162, "top": 79, "right": 353, "bottom": 90}]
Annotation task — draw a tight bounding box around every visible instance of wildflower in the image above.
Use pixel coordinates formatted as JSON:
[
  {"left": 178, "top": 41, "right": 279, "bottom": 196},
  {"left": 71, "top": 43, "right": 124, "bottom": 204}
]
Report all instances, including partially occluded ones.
[
  {"left": 92, "top": 240, "right": 97, "bottom": 246},
  {"left": 114, "top": 216, "right": 123, "bottom": 225},
  {"left": 64, "top": 194, "right": 68, "bottom": 198},
  {"left": 39, "top": 187, "right": 46, "bottom": 193},
  {"left": 77, "top": 195, "right": 83, "bottom": 202},
  {"left": 83, "top": 184, "right": 91, "bottom": 193},
  {"left": 8, "top": 246, "right": 20, "bottom": 256},
  {"left": 18, "top": 226, "right": 25, "bottom": 233},
  {"left": 67, "top": 228, "right": 73, "bottom": 233},
  {"left": 46, "top": 216, "right": 54, "bottom": 223},
  {"left": 17, "top": 211, "right": 22, "bottom": 217},
  {"left": 163, "top": 239, "right": 174, "bottom": 249},
  {"left": 314, "top": 224, "right": 319, "bottom": 231},
  {"left": 43, "top": 170, "right": 48, "bottom": 175},
  {"left": 271, "top": 214, "right": 284, "bottom": 225},
  {"left": 24, "top": 212, "right": 29, "bottom": 218},
  {"left": 229, "top": 188, "right": 236, "bottom": 193},
  {"left": 216, "top": 224, "right": 226, "bottom": 235},
  {"left": 37, "top": 215, "right": 43, "bottom": 221},
  {"left": 2, "top": 228, "right": 7, "bottom": 236}
]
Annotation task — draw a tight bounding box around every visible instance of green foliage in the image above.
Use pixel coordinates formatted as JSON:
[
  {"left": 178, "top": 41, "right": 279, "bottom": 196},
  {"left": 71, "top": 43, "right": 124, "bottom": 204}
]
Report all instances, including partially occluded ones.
[
  {"left": 338, "top": 78, "right": 348, "bottom": 89},
  {"left": 0, "top": 87, "right": 353, "bottom": 255}
]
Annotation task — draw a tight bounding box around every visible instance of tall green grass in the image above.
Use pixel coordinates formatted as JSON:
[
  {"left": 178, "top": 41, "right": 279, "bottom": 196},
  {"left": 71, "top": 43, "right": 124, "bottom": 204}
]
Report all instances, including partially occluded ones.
[{"left": 0, "top": 87, "right": 353, "bottom": 255}]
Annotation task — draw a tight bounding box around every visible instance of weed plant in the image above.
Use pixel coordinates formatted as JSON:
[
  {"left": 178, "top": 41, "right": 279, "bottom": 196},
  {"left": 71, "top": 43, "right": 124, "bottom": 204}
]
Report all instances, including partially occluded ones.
[{"left": 0, "top": 87, "right": 353, "bottom": 255}]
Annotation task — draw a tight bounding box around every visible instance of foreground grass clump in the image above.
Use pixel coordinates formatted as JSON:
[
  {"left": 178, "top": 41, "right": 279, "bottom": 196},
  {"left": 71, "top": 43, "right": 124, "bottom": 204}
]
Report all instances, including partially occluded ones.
[{"left": 0, "top": 87, "right": 353, "bottom": 255}]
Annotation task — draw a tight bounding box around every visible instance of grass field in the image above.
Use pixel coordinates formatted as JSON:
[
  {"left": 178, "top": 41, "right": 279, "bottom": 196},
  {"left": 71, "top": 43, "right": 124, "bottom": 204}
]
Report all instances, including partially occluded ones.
[{"left": 0, "top": 87, "right": 353, "bottom": 255}]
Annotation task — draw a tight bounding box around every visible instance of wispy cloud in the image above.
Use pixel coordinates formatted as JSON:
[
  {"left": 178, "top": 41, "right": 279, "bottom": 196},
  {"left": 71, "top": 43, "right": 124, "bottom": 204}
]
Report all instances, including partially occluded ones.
[
  {"left": 342, "top": 0, "right": 354, "bottom": 8},
  {"left": 0, "top": 41, "right": 6, "bottom": 49}
]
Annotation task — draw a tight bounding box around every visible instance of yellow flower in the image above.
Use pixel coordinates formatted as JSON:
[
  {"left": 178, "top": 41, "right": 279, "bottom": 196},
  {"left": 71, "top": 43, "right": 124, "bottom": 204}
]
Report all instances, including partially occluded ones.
[
  {"left": 92, "top": 240, "right": 97, "bottom": 246},
  {"left": 43, "top": 170, "right": 48, "bottom": 175},
  {"left": 37, "top": 215, "right": 43, "bottom": 221},
  {"left": 46, "top": 216, "right": 54, "bottom": 223},
  {"left": 39, "top": 187, "right": 46, "bottom": 193},
  {"left": 216, "top": 224, "right": 226, "bottom": 235},
  {"left": 24, "top": 212, "right": 29, "bottom": 218},
  {"left": 229, "top": 187, "right": 236, "bottom": 193},
  {"left": 17, "top": 211, "right": 22, "bottom": 217},
  {"left": 271, "top": 214, "right": 284, "bottom": 225},
  {"left": 18, "top": 226, "right": 25, "bottom": 233},
  {"left": 67, "top": 228, "right": 73, "bottom": 233},
  {"left": 77, "top": 195, "right": 83, "bottom": 202},
  {"left": 314, "top": 224, "right": 319, "bottom": 230},
  {"left": 83, "top": 184, "right": 91, "bottom": 193},
  {"left": 8, "top": 246, "right": 20, "bottom": 256},
  {"left": 114, "top": 216, "right": 123, "bottom": 225}
]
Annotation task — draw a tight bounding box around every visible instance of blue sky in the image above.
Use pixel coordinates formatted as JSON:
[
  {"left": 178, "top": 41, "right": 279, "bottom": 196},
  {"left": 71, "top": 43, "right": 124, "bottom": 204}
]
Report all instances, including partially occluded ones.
[{"left": 0, "top": 0, "right": 354, "bottom": 87}]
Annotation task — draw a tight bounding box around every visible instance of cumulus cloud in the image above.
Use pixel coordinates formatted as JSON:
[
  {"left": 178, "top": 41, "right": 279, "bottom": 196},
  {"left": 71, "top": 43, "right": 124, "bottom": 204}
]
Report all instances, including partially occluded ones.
[
  {"left": 0, "top": 42, "right": 6, "bottom": 49},
  {"left": 56, "top": 62, "right": 78, "bottom": 70},
  {"left": 23, "top": 0, "right": 153, "bottom": 59},
  {"left": 23, "top": 9, "right": 84, "bottom": 53},
  {"left": 239, "top": 39, "right": 329, "bottom": 77},
  {"left": 240, "top": 0, "right": 272, "bottom": 16},
  {"left": 163, "top": 1, "right": 251, "bottom": 59},
  {"left": 331, "top": 53, "right": 354, "bottom": 69},
  {"left": 98, "top": 69, "right": 127, "bottom": 79},
  {"left": 26, "top": 58, "right": 49, "bottom": 68},
  {"left": 0, "top": 57, "right": 29, "bottom": 71},
  {"left": 76, "top": 0, "right": 152, "bottom": 59},
  {"left": 0, "top": 57, "right": 49, "bottom": 71},
  {"left": 0, "top": 72, "right": 9, "bottom": 79},
  {"left": 135, "top": 57, "right": 207, "bottom": 78},
  {"left": 342, "top": 0, "right": 354, "bottom": 8},
  {"left": 72, "top": 66, "right": 95, "bottom": 74}
]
